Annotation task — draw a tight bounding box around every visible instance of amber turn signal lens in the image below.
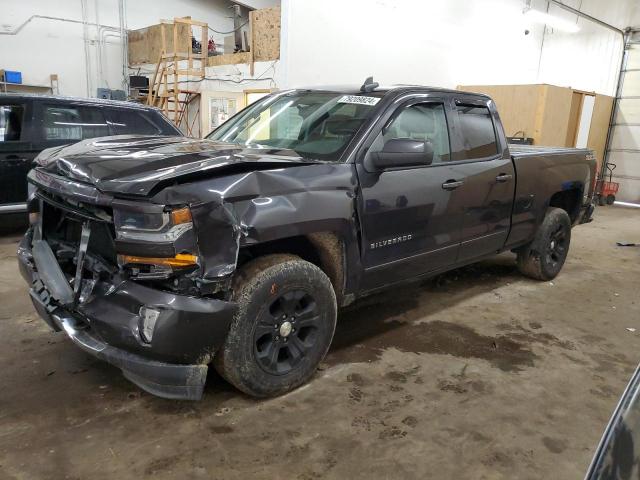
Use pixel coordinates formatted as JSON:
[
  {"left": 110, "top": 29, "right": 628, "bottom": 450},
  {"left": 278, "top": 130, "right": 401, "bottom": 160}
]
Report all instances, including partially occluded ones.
[
  {"left": 170, "top": 207, "right": 192, "bottom": 225},
  {"left": 119, "top": 253, "right": 198, "bottom": 268}
]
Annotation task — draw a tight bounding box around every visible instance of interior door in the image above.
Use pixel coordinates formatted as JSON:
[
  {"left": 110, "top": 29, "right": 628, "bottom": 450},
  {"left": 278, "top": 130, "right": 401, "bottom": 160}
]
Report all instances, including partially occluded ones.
[
  {"left": 449, "top": 99, "right": 515, "bottom": 262},
  {"left": 0, "top": 100, "right": 37, "bottom": 208},
  {"left": 356, "top": 98, "right": 464, "bottom": 291}
]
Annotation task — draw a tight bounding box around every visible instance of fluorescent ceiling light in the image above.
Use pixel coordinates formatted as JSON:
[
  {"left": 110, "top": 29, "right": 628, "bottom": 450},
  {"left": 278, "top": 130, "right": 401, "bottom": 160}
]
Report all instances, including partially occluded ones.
[{"left": 524, "top": 8, "right": 580, "bottom": 33}]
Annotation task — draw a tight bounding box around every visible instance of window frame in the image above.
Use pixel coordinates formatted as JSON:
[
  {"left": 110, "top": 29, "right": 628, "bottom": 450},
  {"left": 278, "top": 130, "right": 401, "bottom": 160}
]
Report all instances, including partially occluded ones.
[
  {"left": 447, "top": 97, "right": 501, "bottom": 164},
  {"left": 41, "top": 102, "right": 110, "bottom": 142},
  {"left": 0, "top": 103, "right": 27, "bottom": 143},
  {"left": 359, "top": 95, "right": 453, "bottom": 172}
]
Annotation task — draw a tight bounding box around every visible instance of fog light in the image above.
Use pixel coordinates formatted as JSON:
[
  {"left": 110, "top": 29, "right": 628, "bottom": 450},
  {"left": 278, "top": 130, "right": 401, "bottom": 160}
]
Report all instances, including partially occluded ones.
[{"left": 139, "top": 306, "right": 161, "bottom": 343}]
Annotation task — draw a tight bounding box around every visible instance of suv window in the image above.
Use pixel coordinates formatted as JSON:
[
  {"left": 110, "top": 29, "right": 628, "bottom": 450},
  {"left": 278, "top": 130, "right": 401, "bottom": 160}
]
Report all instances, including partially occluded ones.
[
  {"left": 0, "top": 105, "right": 24, "bottom": 142},
  {"left": 452, "top": 104, "right": 498, "bottom": 160},
  {"left": 43, "top": 105, "right": 109, "bottom": 141},
  {"left": 107, "top": 109, "right": 163, "bottom": 135},
  {"left": 370, "top": 103, "right": 450, "bottom": 162}
]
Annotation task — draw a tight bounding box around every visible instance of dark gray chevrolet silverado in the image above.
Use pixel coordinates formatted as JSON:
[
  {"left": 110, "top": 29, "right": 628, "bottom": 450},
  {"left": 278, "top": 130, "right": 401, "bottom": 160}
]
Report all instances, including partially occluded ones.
[{"left": 18, "top": 82, "right": 597, "bottom": 400}]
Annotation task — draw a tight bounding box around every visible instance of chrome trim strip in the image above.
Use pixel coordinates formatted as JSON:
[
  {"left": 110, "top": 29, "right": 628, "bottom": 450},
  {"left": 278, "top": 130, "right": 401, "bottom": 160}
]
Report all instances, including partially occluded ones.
[{"left": 0, "top": 202, "right": 27, "bottom": 213}]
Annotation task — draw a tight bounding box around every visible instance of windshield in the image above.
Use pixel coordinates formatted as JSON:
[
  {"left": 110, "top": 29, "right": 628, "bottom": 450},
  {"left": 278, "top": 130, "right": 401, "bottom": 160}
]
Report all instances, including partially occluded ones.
[{"left": 207, "top": 90, "right": 382, "bottom": 161}]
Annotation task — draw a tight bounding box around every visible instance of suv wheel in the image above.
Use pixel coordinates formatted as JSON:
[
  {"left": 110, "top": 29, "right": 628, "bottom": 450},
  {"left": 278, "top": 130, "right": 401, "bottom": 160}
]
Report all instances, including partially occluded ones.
[
  {"left": 516, "top": 207, "right": 572, "bottom": 281},
  {"left": 214, "top": 254, "right": 337, "bottom": 397}
]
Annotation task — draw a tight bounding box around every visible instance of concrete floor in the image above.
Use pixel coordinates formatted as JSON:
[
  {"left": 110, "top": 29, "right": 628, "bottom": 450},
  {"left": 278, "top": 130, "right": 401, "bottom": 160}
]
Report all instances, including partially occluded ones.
[{"left": 0, "top": 206, "right": 639, "bottom": 480}]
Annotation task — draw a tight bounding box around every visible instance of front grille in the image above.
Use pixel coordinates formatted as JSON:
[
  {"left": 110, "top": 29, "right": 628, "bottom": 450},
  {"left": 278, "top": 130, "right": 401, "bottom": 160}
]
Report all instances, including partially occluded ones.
[{"left": 41, "top": 198, "right": 118, "bottom": 267}]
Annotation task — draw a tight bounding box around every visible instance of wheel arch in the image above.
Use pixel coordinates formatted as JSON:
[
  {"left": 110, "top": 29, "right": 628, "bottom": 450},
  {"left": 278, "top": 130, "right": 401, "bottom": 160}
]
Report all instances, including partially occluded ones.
[
  {"left": 237, "top": 231, "right": 354, "bottom": 307},
  {"left": 548, "top": 188, "right": 583, "bottom": 224}
]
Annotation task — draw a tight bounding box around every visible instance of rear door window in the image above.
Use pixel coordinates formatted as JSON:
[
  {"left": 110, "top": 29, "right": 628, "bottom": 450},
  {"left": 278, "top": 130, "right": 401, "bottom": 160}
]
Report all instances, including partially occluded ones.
[
  {"left": 43, "top": 104, "right": 110, "bottom": 141},
  {"left": 107, "top": 109, "right": 164, "bottom": 135},
  {"left": 0, "top": 105, "right": 25, "bottom": 142},
  {"left": 451, "top": 103, "right": 498, "bottom": 160}
]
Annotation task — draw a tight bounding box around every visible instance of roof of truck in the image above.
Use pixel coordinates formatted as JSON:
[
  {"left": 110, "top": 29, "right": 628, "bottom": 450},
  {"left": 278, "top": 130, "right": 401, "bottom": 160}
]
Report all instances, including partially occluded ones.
[{"left": 293, "top": 84, "right": 491, "bottom": 98}]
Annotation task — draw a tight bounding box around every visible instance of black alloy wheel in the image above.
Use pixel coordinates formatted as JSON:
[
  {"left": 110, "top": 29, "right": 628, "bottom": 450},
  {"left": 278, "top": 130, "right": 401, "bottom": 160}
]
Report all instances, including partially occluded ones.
[
  {"left": 545, "top": 223, "right": 568, "bottom": 271},
  {"left": 254, "top": 289, "right": 321, "bottom": 375}
]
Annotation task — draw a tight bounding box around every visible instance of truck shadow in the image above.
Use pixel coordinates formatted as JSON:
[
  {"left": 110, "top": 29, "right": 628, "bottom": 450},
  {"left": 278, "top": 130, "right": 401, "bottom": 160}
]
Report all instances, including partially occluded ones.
[{"left": 324, "top": 254, "right": 543, "bottom": 371}]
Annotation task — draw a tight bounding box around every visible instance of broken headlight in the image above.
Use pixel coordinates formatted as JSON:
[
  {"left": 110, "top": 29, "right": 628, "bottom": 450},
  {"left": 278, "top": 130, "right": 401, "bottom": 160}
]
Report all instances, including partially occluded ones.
[
  {"left": 114, "top": 206, "right": 199, "bottom": 277},
  {"left": 114, "top": 207, "right": 193, "bottom": 242}
]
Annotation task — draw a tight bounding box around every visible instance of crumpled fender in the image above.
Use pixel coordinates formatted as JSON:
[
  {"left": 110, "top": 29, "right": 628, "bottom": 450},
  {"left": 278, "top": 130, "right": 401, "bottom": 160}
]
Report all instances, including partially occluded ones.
[{"left": 151, "top": 163, "right": 359, "bottom": 282}]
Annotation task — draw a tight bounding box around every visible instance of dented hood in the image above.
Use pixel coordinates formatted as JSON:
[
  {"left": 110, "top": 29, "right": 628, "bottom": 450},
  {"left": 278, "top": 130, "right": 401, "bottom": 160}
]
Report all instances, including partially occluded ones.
[{"left": 36, "top": 135, "right": 322, "bottom": 196}]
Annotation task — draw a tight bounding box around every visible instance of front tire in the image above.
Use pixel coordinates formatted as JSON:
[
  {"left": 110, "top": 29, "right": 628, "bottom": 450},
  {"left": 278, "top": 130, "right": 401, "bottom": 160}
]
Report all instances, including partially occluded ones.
[
  {"left": 214, "top": 254, "right": 337, "bottom": 397},
  {"left": 516, "top": 207, "right": 572, "bottom": 281}
]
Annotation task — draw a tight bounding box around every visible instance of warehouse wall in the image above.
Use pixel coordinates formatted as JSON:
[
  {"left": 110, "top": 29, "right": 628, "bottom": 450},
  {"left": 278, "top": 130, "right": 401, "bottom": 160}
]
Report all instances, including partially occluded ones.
[
  {"left": 537, "top": 0, "right": 633, "bottom": 96},
  {"left": 280, "top": 0, "right": 635, "bottom": 96},
  {"left": 0, "top": 0, "right": 264, "bottom": 97}
]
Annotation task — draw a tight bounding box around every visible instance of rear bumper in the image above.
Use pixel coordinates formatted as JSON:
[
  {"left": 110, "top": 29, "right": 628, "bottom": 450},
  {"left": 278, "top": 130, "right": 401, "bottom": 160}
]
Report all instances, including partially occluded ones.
[{"left": 18, "top": 231, "right": 237, "bottom": 400}]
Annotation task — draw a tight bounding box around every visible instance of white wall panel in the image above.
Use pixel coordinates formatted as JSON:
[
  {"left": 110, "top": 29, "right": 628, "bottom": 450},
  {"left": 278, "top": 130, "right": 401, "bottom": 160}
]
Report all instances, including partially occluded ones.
[{"left": 0, "top": 0, "right": 243, "bottom": 97}]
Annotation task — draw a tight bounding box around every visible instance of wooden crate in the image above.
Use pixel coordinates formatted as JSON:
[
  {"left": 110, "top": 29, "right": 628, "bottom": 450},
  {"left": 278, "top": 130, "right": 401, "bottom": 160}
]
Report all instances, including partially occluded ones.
[
  {"left": 458, "top": 83, "right": 614, "bottom": 167},
  {"left": 128, "top": 22, "right": 191, "bottom": 65}
]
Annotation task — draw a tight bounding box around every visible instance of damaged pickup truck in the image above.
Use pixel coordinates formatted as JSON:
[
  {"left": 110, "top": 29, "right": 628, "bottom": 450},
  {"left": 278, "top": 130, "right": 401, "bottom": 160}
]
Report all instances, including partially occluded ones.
[{"left": 18, "top": 82, "right": 596, "bottom": 400}]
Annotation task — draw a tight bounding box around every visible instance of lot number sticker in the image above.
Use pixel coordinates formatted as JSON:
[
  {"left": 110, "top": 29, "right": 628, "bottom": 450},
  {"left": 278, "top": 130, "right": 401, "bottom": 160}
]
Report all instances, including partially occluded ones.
[{"left": 338, "top": 95, "right": 380, "bottom": 106}]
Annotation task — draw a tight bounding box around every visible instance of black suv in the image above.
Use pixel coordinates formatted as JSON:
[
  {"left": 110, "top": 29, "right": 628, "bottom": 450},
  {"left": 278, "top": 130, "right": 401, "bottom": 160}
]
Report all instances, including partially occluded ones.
[{"left": 0, "top": 94, "right": 181, "bottom": 215}]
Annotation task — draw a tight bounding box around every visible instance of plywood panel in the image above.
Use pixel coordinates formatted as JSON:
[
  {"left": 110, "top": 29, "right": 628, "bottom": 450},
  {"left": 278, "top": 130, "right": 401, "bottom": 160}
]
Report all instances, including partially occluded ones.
[
  {"left": 587, "top": 94, "right": 614, "bottom": 169},
  {"left": 250, "top": 6, "right": 281, "bottom": 61},
  {"left": 565, "top": 92, "right": 584, "bottom": 147},
  {"left": 459, "top": 83, "right": 602, "bottom": 148},
  {"left": 128, "top": 22, "right": 191, "bottom": 65},
  {"left": 536, "top": 85, "right": 573, "bottom": 147},
  {"left": 207, "top": 52, "right": 252, "bottom": 67},
  {"left": 458, "top": 84, "right": 542, "bottom": 140}
]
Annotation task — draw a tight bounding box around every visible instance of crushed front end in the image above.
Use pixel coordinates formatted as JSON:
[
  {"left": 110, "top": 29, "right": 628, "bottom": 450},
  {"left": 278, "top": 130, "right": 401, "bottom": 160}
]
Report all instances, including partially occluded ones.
[{"left": 18, "top": 169, "right": 238, "bottom": 400}]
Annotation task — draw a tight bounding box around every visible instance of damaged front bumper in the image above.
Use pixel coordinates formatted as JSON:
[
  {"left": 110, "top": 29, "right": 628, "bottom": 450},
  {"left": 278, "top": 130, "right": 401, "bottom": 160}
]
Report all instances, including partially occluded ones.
[{"left": 18, "top": 231, "right": 237, "bottom": 401}]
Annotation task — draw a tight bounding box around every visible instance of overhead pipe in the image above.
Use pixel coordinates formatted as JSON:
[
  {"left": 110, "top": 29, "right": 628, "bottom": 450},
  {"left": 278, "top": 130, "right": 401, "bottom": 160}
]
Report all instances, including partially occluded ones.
[
  {"left": 548, "top": 0, "right": 624, "bottom": 36},
  {"left": 0, "top": 14, "right": 120, "bottom": 35}
]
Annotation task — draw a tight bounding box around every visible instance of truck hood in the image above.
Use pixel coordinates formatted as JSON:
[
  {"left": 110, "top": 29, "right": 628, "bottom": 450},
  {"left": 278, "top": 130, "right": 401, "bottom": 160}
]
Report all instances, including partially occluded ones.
[{"left": 36, "top": 135, "right": 323, "bottom": 196}]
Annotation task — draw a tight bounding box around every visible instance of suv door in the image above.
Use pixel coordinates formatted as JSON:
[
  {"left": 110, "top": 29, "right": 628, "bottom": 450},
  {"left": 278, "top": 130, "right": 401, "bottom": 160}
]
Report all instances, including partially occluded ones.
[
  {"left": 448, "top": 98, "right": 515, "bottom": 262},
  {"left": 356, "top": 96, "right": 464, "bottom": 291},
  {"left": 0, "top": 99, "right": 37, "bottom": 211}
]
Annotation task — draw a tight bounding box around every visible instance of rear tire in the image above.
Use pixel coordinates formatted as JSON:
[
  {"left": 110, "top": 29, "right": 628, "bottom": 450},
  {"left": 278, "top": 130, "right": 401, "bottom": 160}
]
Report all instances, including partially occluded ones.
[
  {"left": 606, "top": 194, "right": 615, "bottom": 205},
  {"left": 598, "top": 195, "right": 607, "bottom": 206},
  {"left": 214, "top": 254, "right": 337, "bottom": 398},
  {"left": 516, "top": 208, "right": 572, "bottom": 281}
]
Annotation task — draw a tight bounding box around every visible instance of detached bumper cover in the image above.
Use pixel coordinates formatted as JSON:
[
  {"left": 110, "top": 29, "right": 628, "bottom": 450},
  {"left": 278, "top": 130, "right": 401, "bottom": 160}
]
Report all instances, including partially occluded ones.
[{"left": 18, "top": 233, "right": 237, "bottom": 401}]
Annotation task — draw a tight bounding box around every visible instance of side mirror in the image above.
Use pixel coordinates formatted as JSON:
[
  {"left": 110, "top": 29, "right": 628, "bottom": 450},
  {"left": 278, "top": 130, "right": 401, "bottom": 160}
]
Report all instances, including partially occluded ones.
[{"left": 370, "top": 139, "right": 434, "bottom": 170}]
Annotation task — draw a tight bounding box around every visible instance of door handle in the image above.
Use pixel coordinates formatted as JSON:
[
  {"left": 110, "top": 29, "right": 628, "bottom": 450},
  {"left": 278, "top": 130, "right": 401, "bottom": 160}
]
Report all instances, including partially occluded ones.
[
  {"left": 442, "top": 180, "right": 464, "bottom": 190},
  {"left": 496, "top": 173, "right": 513, "bottom": 183}
]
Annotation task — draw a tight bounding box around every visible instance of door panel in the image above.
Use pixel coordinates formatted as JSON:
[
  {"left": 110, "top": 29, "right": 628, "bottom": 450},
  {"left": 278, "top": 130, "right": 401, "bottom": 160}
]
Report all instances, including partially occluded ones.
[
  {"left": 453, "top": 158, "right": 515, "bottom": 262},
  {"left": 357, "top": 164, "right": 463, "bottom": 290},
  {"left": 449, "top": 100, "right": 515, "bottom": 261},
  {"left": 355, "top": 98, "right": 464, "bottom": 291}
]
